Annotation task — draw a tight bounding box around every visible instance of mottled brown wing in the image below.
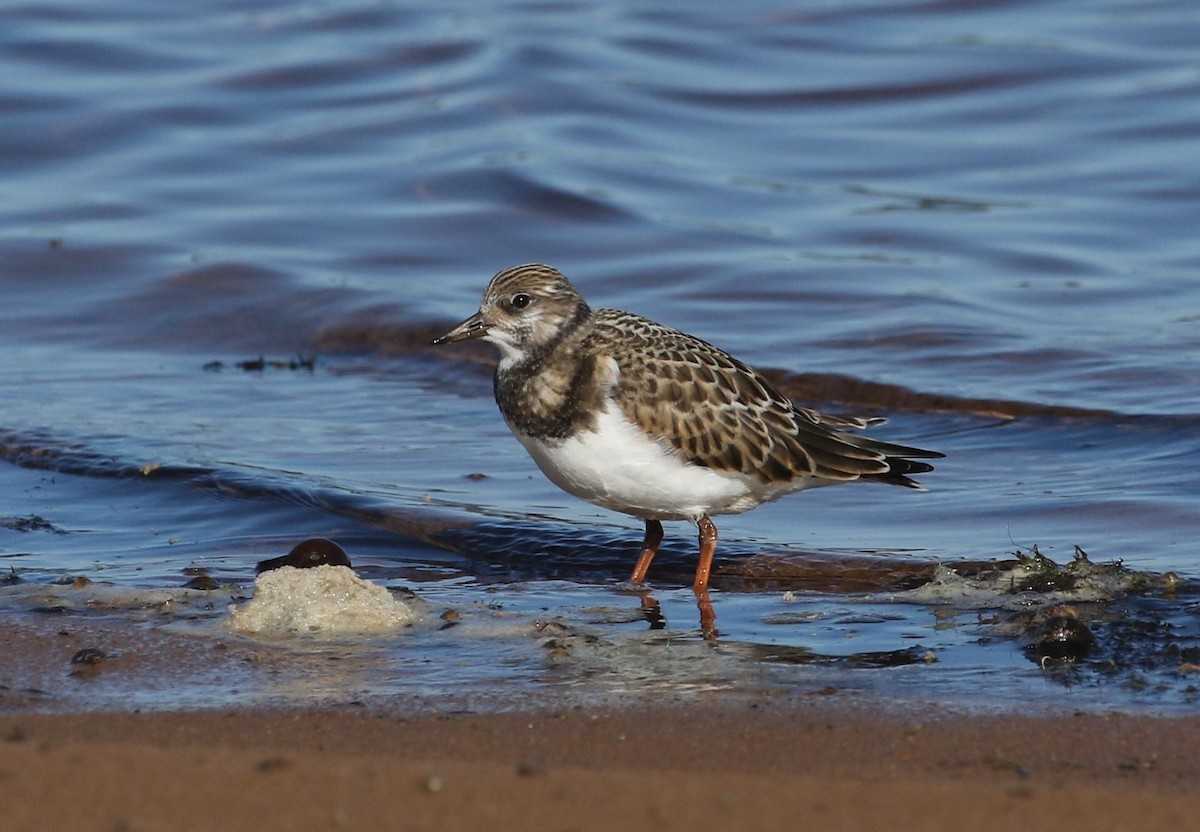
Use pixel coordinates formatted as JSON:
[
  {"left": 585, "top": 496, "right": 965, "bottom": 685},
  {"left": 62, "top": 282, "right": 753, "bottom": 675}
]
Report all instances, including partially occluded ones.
[{"left": 590, "top": 309, "right": 940, "bottom": 486}]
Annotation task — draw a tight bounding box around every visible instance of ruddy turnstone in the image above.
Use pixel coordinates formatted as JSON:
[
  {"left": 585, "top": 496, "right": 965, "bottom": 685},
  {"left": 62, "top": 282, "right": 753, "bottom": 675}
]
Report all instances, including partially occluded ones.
[{"left": 433, "top": 264, "right": 942, "bottom": 608}]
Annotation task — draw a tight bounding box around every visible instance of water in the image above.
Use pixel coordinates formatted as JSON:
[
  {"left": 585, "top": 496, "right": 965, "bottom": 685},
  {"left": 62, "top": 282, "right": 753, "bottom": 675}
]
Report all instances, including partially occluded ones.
[{"left": 1, "top": 0, "right": 1198, "bottom": 714}]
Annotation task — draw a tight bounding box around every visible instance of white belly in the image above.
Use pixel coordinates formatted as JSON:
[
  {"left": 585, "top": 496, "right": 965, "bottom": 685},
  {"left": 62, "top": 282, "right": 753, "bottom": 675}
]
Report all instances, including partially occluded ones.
[{"left": 508, "top": 401, "right": 774, "bottom": 521}]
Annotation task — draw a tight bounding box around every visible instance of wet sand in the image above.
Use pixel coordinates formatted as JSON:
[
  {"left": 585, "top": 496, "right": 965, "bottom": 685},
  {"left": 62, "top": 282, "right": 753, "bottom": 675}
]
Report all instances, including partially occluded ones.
[
  {"left": 4, "top": 621, "right": 1199, "bottom": 832},
  {"left": 4, "top": 704, "right": 1200, "bottom": 831}
]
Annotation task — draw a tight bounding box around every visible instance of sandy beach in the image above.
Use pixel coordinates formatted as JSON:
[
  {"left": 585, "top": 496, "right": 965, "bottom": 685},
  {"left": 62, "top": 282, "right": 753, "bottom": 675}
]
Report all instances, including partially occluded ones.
[
  {"left": 3, "top": 617, "right": 1198, "bottom": 832},
  {"left": 4, "top": 703, "right": 1199, "bottom": 831}
]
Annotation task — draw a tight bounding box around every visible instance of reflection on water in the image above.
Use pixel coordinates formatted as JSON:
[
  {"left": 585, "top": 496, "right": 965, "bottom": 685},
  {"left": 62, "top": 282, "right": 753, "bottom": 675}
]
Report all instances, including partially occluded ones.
[
  {"left": 1, "top": 0, "right": 1199, "bottom": 714},
  {"left": 2, "top": 538, "right": 1196, "bottom": 715}
]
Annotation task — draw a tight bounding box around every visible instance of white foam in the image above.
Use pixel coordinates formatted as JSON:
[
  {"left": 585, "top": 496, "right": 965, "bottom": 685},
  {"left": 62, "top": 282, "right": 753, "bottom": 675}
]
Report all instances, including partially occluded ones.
[
  {"left": 226, "top": 565, "right": 416, "bottom": 636},
  {"left": 898, "top": 555, "right": 1147, "bottom": 610}
]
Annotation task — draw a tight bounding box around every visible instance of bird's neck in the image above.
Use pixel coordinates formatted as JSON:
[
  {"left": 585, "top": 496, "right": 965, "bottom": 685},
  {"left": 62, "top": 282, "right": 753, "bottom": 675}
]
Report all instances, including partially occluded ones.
[{"left": 493, "top": 307, "right": 604, "bottom": 440}]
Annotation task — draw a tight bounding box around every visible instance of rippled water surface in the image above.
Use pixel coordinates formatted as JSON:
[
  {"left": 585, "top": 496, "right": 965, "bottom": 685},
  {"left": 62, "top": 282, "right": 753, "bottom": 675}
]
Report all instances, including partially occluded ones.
[{"left": 2, "top": 0, "right": 1198, "bottom": 714}]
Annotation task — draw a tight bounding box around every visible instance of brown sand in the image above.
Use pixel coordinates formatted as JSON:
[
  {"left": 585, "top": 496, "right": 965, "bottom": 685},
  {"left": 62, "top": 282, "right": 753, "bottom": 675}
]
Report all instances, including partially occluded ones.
[
  {"left": 3, "top": 618, "right": 1199, "bottom": 831},
  {"left": 2, "top": 705, "right": 1199, "bottom": 831}
]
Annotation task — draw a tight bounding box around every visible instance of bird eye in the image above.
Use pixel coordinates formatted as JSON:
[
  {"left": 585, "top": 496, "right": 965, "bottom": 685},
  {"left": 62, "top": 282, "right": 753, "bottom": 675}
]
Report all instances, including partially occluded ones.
[{"left": 511, "top": 293, "right": 532, "bottom": 310}]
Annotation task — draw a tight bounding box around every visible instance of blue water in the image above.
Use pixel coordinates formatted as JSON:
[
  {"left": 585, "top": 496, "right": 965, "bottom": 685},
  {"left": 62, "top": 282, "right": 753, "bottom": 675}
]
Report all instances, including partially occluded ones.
[{"left": 1, "top": 0, "right": 1198, "bottom": 714}]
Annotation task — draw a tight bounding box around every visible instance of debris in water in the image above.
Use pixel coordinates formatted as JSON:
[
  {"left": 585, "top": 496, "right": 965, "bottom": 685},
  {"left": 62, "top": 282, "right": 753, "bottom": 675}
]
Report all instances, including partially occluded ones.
[
  {"left": 996, "top": 605, "right": 1096, "bottom": 661},
  {"left": 902, "top": 545, "right": 1162, "bottom": 609},
  {"left": 70, "top": 647, "right": 107, "bottom": 665},
  {"left": 256, "top": 538, "right": 352, "bottom": 575},
  {"left": 227, "top": 565, "right": 416, "bottom": 636}
]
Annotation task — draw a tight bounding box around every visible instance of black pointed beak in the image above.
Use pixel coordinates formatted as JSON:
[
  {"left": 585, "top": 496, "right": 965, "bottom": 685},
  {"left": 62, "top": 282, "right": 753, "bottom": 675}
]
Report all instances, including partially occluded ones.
[{"left": 432, "top": 311, "right": 488, "bottom": 345}]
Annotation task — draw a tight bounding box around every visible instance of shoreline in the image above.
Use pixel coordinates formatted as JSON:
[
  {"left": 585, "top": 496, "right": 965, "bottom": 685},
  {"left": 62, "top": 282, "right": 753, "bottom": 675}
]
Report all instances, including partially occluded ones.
[{"left": 5, "top": 598, "right": 1199, "bottom": 830}]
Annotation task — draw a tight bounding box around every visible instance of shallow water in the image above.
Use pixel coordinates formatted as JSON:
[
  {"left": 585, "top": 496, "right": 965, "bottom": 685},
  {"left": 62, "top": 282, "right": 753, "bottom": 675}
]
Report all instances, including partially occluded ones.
[{"left": 1, "top": 0, "right": 1198, "bottom": 715}]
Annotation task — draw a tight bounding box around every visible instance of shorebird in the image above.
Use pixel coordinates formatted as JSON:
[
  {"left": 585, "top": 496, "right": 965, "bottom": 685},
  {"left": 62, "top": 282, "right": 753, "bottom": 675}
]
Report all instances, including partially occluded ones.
[{"left": 433, "top": 264, "right": 941, "bottom": 628}]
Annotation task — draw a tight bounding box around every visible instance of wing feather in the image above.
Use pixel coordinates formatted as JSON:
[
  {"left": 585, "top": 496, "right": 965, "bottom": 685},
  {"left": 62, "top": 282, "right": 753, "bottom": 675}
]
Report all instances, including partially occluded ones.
[{"left": 588, "top": 309, "right": 941, "bottom": 487}]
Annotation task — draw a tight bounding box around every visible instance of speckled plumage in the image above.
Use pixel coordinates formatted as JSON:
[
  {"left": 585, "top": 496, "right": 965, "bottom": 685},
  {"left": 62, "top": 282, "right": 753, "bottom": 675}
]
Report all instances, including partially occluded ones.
[
  {"left": 433, "top": 263, "right": 942, "bottom": 602},
  {"left": 587, "top": 308, "right": 939, "bottom": 488}
]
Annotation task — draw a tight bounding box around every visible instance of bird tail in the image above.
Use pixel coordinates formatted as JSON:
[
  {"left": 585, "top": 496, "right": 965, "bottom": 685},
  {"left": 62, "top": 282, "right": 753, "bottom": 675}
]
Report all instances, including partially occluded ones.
[
  {"left": 832, "top": 431, "right": 943, "bottom": 490},
  {"left": 863, "top": 455, "right": 939, "bottom": 490}
]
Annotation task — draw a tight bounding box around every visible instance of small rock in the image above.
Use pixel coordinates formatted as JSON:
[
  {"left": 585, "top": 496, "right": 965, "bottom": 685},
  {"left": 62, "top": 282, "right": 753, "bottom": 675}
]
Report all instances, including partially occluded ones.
[
  {"left": 71, "top": 648, "right": 106, "bottom": 665},
  {"left": 256, "top": 538, "right": 352, "bottom": 575}
]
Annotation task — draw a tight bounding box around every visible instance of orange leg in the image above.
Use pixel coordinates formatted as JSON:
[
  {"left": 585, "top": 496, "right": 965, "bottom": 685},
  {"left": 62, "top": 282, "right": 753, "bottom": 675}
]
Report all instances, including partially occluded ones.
[
  {"left": 628, "top": 519, "right": 664, "bottom": 585},
  {"left": 692, "top": 514, "right": 718, "bottom": 593},
  {"left": 694, "top": 516, "right": 719, "bottom": 638}
]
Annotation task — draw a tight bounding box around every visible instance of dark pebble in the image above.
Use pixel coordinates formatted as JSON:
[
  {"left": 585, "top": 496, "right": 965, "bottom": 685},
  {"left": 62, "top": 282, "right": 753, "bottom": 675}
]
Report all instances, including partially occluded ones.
[
  {"left": 71, "top": 647, "right": 106, "bottom": 665},
  {"left": 1029, "top": 615, "right": 1095, "bottom": 660},
  {"left": 256, "top": 757, "right": 291, "bottom": 772},
  {"left": 256, "top": 538, "right": 352, "bottom": 574},
  {"left": 184, "top": 575, "right": 220, "bottom": 591}
]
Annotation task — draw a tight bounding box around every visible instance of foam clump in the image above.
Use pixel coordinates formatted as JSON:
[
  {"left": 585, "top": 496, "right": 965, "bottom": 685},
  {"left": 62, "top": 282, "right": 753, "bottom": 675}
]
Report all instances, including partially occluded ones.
[
  {"left": 227, "top": 564, "right": 415, "bottom": 636},
  {"left": 902, "top": 547, "right": 1155, "bottom": 610}
]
